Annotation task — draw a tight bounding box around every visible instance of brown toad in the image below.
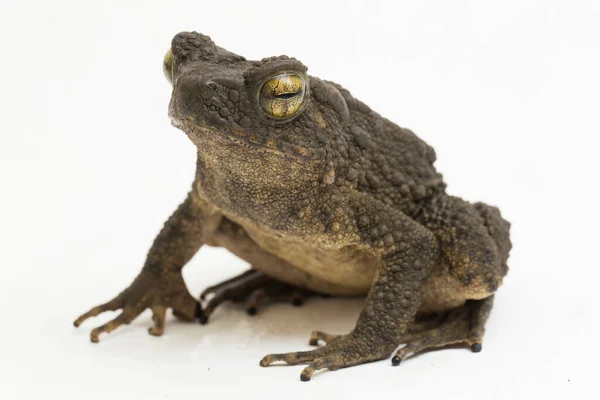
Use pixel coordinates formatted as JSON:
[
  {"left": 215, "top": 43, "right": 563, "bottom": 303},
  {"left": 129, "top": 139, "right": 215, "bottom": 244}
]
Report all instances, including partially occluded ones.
[{"left": 74, "top": 32, "right": 512, "bottom": 381}]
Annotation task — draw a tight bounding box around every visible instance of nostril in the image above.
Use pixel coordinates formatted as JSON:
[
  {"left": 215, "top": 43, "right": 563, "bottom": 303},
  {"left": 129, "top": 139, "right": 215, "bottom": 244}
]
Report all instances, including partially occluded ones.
[
  {"left": 206, "top": 81, "right": 219, "bottom": 91},
  {"left": 198, "top": 80, "right": 219, "bottom": 99}
]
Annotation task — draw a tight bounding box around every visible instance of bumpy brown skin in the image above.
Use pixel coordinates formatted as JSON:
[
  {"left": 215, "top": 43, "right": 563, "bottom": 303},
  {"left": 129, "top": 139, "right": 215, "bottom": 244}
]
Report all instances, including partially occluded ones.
[{"left": 74, "top": 32, "right": 512, "bottom": 381}]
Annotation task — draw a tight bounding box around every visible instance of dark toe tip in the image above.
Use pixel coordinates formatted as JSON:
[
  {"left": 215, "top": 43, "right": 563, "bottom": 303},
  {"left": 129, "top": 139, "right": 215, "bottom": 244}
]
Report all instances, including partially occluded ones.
[
  {"left": 198, "top": 314, "right": 209, "bottom": 324},
  {"left": 300, "top": 374, "right": 311, "bottom": 382},
  {"left": 292, "top": 299, "right": 303, "bottom": 307},
  {"left": 471, "top": 343, "right": 482, "bottom": 353},
  {"left": 309, "top": 338, "right": 319, "bottom": 346},
  {"left": 391, "top": 356, "right": 401, "bottom": 366},
  {"left": 195, "top": 301, "right": 203, "bottom": 316},
  {"left": 247, "top": 307, "right": 257, "bottom": 316}
]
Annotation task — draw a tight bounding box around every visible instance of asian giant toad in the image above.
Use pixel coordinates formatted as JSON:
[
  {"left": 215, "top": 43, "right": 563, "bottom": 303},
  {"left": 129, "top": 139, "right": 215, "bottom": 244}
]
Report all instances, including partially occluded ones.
[{"left": 74, "top": 32, "right": 512, "bottom": 381}]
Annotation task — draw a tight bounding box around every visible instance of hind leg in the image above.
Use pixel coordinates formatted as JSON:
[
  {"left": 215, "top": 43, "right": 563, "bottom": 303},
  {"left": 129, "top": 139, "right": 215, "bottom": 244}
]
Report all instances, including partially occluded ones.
[
  {"left": 390, "top": 196, "right": 508, "bottom": 363},
  {"left": 391, "top": 295, "right": 494, "bottom": 365}
]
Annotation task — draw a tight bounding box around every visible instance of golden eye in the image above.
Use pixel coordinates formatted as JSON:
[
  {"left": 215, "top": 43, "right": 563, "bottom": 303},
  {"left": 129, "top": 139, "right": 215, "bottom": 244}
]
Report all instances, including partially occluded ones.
[
  {"left": 258, "top": 73, "right": 306, "bottom": 120},
  {"left": 163, "top": 49, "right": 174, "bottom": 85}
]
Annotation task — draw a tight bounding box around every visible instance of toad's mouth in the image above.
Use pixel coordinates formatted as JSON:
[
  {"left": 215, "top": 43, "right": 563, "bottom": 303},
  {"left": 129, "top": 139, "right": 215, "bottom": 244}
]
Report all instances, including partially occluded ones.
[{"left": 173, "top": 117, "right": 321, "bottom": 163}]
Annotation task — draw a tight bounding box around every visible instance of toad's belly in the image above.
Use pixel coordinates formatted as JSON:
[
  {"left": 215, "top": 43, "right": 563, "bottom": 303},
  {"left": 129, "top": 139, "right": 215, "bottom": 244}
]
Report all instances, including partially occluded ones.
[
  {"left": 213, "top": 217, "right": 485, "bottom": 313},
  {"left": 213, "top": 217, "right": 376, "bottom": 295},
  {"left": 244, "top": 223, "right": 377, "bottom": 293}
]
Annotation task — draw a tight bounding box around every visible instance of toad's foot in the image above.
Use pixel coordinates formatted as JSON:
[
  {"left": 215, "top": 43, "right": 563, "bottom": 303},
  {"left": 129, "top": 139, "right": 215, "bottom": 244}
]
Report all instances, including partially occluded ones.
[
  {"left": 392, "top": 296, "right": 494, "bottom": 365},
  {"left": 200, "top": 269, "right": 320, "bottom": 322},
  {"left": 260, "top": 297, "right": 493, "bottom": 381},
  {"left": 260, "top": 332, "right": 397, "bottom": 382},
  {"left": 258, "top": 320, "right": 438, "bottom": 381},
  {"left": 74, "top": 272, "right": 201, "bottom": 342}
]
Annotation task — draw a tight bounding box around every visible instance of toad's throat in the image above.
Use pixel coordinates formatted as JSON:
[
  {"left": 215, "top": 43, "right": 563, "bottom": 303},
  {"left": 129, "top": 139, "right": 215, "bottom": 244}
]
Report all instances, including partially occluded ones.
[{"left": 175, "top": 118, "right": 320, "bottom": 162}]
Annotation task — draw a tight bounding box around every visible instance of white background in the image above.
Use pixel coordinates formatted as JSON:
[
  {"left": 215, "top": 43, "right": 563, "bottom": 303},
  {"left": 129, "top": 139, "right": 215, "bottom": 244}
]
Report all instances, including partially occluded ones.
[{"left": 1, "top": 0, "right": 598, "bottom": 399}]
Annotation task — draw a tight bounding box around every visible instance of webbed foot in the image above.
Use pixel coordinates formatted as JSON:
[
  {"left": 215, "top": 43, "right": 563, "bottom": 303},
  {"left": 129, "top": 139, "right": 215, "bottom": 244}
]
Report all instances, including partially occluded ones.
[
  {"left": 260, "top": 296, "right": 494, "bottom": 381},
  {"left": 392, "top": 296, "right": 494, "bottom": 364}
]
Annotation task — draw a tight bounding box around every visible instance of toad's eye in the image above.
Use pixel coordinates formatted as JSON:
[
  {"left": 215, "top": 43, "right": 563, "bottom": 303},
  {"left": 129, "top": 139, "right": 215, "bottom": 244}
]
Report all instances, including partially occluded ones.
[
  {"left": 258, "top": 73, "right": 307, "bottom": 120},
  {"left": 163, "top": 49, "right": 174, "bottom": 85}
]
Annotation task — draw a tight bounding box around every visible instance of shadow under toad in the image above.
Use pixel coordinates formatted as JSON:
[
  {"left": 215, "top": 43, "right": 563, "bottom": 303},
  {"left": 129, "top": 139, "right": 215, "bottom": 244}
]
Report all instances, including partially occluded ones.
[{"left": 178, "top": 295, "right": 365, "bottom": 342}]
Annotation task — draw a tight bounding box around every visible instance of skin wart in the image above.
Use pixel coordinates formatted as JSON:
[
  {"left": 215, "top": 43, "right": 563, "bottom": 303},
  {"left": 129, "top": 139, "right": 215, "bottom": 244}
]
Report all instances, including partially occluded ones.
[{"left": 74, "top": 32, "right": 512, "bottom": 381}]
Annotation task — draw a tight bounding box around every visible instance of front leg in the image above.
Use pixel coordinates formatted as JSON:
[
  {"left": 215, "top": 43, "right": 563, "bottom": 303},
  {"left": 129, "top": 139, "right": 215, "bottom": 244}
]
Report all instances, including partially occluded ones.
[
  {"left": 74, "top": 186, "right": 221, "bottom": 342},
  {"left": 261, "top": 200, "right": 439, "bottom": 381}
]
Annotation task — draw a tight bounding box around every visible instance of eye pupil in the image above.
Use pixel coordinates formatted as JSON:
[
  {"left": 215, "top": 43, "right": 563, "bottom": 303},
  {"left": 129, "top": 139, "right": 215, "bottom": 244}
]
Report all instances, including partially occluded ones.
[{"left": 275, "top": 92, "right": 298, "bottom": 99}]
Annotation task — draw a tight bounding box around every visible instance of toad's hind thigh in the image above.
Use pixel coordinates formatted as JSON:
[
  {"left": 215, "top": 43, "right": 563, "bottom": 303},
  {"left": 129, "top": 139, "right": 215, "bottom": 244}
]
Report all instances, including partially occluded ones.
[{"left": 417, "top": 196, "right": 511, "bottom": 314}]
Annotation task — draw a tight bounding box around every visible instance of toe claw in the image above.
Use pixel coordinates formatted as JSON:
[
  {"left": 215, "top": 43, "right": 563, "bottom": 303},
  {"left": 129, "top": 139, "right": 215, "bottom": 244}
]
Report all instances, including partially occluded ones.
[
  {"left": 195, "top": 302, "right": 209, "bottom": 324},
  {"left": 246, "top": 307, "right": 257, "bottom": 316},
  {"left": 391, "top": 356, "right": 401, "bottom": 366},
  {"left": 300, "top": 367, "right": 314, "bottom": 382},
  {"left": 471, "top": 343, "right": 482, "bottom": 353}
]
